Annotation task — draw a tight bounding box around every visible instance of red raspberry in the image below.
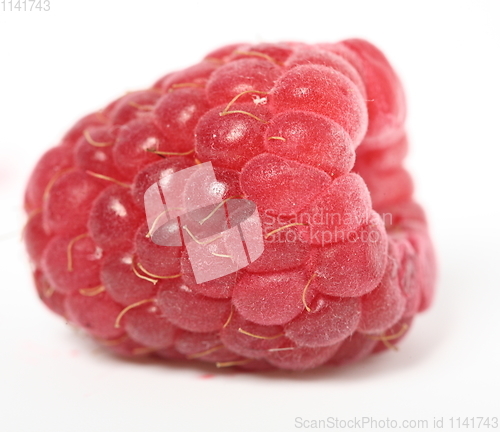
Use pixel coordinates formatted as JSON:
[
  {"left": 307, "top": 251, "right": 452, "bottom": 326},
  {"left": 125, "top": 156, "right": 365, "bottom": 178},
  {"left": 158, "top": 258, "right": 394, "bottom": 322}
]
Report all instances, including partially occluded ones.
[{"left": 24, "top": 39, "right": 436, "bottom": 371}]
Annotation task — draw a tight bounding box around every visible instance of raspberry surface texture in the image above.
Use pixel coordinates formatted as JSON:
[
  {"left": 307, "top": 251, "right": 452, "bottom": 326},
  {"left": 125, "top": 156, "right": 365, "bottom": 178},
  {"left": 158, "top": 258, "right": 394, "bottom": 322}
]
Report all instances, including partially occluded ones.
[{"left": 25, "top": 39, "right": 437, "bottom": 371}]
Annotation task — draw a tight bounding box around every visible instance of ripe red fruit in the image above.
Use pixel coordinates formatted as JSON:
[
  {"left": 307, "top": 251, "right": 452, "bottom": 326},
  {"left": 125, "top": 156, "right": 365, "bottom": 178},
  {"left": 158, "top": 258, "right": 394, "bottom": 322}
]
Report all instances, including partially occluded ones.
[{"left": 24, "top": 39, "right": 436, "bottom": 371}]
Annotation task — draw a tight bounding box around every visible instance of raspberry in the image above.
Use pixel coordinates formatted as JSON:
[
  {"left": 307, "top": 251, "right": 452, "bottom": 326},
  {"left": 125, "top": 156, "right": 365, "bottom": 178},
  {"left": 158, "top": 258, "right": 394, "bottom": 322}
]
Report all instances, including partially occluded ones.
[{"left": 24, "top": 39, "right": 436, "bottom": 371}]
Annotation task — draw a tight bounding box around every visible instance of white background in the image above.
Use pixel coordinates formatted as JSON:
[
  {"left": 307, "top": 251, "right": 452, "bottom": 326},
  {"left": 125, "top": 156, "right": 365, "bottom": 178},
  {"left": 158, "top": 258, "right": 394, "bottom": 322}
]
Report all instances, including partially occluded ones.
[{"left": 1, "top": 1, "right": 499, "bottom": 431}]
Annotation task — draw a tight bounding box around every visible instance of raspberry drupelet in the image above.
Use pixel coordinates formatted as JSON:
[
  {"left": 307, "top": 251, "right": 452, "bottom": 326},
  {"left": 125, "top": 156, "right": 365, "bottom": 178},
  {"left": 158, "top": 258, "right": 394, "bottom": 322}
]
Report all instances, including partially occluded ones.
[{"left": 24, "top": 39, "right": 436, "bottom": 371}]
